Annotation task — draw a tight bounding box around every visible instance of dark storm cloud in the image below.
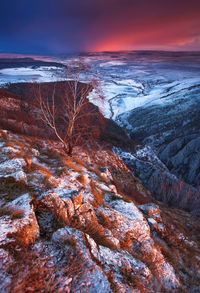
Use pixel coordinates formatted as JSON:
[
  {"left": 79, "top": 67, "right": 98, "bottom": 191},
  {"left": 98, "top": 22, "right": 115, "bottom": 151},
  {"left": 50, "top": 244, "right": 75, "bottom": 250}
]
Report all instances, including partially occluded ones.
[{"left": 0, "top": 0, "right": 200, "bottom": 54}]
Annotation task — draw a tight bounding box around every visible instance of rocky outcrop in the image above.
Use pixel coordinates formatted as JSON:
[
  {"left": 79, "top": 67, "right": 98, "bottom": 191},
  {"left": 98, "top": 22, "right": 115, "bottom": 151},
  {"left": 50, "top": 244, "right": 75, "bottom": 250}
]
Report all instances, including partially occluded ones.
[
  {"left": 114, "top": 144, "right": 200, "bottom": 217},
  {"left": 0, "top": 129, "right": 200, "bottom": 292},
  {"left": 116, "top": 79, "right": 200, "bottom": 216}
]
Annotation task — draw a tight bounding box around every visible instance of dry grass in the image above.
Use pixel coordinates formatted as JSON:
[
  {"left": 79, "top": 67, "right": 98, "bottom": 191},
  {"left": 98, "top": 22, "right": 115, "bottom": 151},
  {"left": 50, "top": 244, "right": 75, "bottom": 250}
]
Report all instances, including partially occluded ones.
[
  {"left": 37, "top": 146, "right": 65, "bottom": 166},
  {"left": 152, "top": 236, "right": 181, "bottom": 278},
  {"left": 37, "top": 155, "right": 57, "bottom": 167},
  {"left": 119, "top": 266, "right": 149, "bottom": 293},
  {"left": 0, "top": 204, "right": 24, "bottom": 220},
  {"left": 97, "top": 210, "right": 113, "bottom": 230},
  {"left": 151, "top": 209, "right": 200, "bottom": 290},
  {"left": 89, "top": 179, "right": 104, "bottom": 207},
  {"left": 120, "top": 232, "right": 134, "bottom": 250},
  {"left": 0, "top": 205, "right": 15, "bottom": 217},
  {"left": 11, "top": 208, "right": 25, "bottom": 220},
  {"left": 0, "top": 129, "right": 9, "bottom": 140},
  {"left": 31, "top": 162, "right": 53, "bottom": 179},
  {"left": 8, "top": 243, "right": 93, "bottom": 293},
  {"left": 61, "top": 156, "right": 83, "bottom": 173},
  {"left": 73, "top": 156, "right": 87, "bottom": 167},
  {"left": 83, "top": 222, "right": 118, "bottom": 250},
  {"left": 10, "top": 251, "right": 61, "bottom": 293},
  {"left": 109, "top": 168, "right": 150, "bottom": 204},
  {"left": 0, "top": 176, "right": 27, "bottom": 202},
  {"left": 4, "top": 140, "right": 18, "bottom": 148},
  {"left": 76, "top": 174, "right": 86, "bottom": 186},
  {"left": 28, "top": 162, "right": 58, "bottom": 190},
  {"left": 88, "top": 164, "right": 102, "bottom": 177}
]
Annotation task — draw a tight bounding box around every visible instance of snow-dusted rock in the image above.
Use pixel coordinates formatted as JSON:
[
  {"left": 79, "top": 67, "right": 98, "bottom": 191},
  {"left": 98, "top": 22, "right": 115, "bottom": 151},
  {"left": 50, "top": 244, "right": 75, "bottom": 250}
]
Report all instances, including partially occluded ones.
[
  {"left": 86, "top": 234, "right": 154, "bottom": 291},
  {"left": 51, "top": 227, "right": 112, "bottom": 293},
  {"left": 0, "top": 193, "right": 39, "bottom": 248},
  {"left": 161, "top": 262, "right": 180, "bottom": 290},
  {"left": 139, "top": 203, "right": 165, "bottom": 234},
  {"left": 97, "top": 201, "right": 150, "bottom": 245},
  {"left": 0, "top": 157, "right": 27, "bottom": 185},
  {"left": 0, "top": 158, "right": 26, "bottom": 175},
  {"left": 139, "top": 203, "right": 160, "bottom": 216},
  {"left": 0, "top": 249, "right": 13, "bottom": 293}
]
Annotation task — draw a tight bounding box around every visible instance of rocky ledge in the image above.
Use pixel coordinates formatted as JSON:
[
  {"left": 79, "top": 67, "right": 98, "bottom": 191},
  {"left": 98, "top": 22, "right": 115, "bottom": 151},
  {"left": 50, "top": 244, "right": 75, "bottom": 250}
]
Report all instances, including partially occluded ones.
[{"left": 0, "top": 129, "right": 200, "bottom": 292}]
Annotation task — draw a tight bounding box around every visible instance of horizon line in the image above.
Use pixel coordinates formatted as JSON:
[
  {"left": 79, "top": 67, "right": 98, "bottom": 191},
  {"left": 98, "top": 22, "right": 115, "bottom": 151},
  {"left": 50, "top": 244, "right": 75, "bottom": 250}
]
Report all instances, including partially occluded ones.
[{"left": 0, "top": 49, "right": 200, "bottom": 59}]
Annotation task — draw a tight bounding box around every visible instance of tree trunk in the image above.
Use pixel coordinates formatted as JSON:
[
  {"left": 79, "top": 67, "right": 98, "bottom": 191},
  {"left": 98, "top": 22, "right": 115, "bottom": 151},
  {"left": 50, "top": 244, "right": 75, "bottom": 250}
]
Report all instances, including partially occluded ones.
[
  {"left": 63, "top": 143, "right": 73, "bottom": 156},
  {"left": 67, "top": 143, "right": 73, "bottom": 156}
]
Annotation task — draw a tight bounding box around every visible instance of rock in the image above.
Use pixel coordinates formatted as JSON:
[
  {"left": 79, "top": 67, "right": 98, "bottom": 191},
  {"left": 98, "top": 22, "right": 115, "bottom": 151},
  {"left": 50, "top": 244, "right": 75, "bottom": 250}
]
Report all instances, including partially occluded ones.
[
  {"left": 0, "top": 193, "right": 39, "bottom": 248},
  {"left": 147, "top": 218, "right": 165, "bottom": 234},
  {"left": 0, "top": 157, "right": 27, "bottom": 186},
  {"left": 97, "top": 201, "right": 150, "bottom": 246},
  {"left": 36, "top": 189, "right": 120, "bottom": 249},
  {"left": 0, "top": 158, "right": 26, "bottom": 176},
  {"left": 116, "top": 147, "right": 200, "bottom": 216},
  {"left": 51, "top": 227, "right": 112, "bottom": 293},
  {"left": 160, "top": 136, "right": 200, "bottom": 186},
  {"left": 139, "top": 203, "right": 160, "bottom": 216},
  {"left": 139, "top": 203, "right": 163, "bottom": 225},
  {"left": 0, "top": 248, "right": 14, "bottom": 293},
  {"left": 86, "top": 234, "right": 154, "bottom": 291}
]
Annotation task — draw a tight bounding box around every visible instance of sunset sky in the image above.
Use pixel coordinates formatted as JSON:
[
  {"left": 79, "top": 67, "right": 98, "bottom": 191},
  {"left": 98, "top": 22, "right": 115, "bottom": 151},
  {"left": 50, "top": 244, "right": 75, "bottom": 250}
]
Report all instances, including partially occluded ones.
[{"left": 1, "top": 0, "right": 200, "bottom": 54}]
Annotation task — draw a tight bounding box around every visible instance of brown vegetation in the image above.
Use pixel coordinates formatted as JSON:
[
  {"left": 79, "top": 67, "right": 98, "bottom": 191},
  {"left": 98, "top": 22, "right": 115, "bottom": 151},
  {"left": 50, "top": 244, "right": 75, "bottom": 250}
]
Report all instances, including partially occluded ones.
[
  {"left": 9, "top": 250, "right": 71, "bottom": 293},
  {"left": 0, "top": 176, "right": 27, "bottom": 202},
  {"left": 89, "top": 179, "right": 104, "bottom": 206},
  {"left": 0, "top": 205, "right": 24, "bottom": 219}
]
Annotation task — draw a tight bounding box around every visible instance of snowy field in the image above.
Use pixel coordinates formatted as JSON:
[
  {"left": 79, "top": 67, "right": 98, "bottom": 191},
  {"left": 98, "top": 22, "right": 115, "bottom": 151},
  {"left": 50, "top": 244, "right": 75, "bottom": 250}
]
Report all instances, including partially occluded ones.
[{"left": 0, "top": 51, "right": 200, "bottom": 120}]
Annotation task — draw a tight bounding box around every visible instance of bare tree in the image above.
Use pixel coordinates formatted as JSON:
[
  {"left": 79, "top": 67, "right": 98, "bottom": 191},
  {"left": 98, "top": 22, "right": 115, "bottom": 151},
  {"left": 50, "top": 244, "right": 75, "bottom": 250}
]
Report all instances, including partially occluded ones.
[{"left": 36, "top": 61, "right": 104, "bottom": 156}]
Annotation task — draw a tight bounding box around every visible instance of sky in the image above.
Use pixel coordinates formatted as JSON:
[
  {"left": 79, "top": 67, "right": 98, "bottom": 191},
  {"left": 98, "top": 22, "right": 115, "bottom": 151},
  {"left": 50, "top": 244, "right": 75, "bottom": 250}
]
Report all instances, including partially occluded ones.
[{"left": 0, "top": 0, "right": 200, "bottom": 55}]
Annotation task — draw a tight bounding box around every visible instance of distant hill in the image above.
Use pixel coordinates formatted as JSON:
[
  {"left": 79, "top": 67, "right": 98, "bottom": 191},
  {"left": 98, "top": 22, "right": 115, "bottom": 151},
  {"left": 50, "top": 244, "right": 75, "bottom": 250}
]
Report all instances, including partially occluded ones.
[{"left": 0, "top": 57, "right": 64, "bottom": 69}]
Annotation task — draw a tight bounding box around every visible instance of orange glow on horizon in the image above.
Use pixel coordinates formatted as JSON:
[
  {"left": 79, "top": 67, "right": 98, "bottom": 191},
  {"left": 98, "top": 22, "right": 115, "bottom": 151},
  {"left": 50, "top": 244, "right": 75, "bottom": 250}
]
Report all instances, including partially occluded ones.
[{"left": 90, "top": 9, "right": 200, "bottom": 52}]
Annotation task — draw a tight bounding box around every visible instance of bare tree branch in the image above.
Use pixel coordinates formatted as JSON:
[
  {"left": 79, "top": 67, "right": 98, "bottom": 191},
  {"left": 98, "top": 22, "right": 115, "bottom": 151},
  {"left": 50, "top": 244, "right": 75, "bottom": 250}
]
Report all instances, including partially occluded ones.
[{"left": 35, "top": 61, "right": 105, "bottom": 156}]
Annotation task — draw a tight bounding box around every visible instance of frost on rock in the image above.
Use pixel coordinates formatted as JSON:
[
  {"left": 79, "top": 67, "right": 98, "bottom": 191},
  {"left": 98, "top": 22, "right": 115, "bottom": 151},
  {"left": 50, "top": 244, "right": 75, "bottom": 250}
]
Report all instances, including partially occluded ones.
[
  {"left": 97, "top": 202, "right": 150, "bottom": 244},
  {"left": 0, "top": 158, "right": 26, "bottom": 175},
  {"left": 1, "top": 146, "right": 21, "bottom": 155},
  {"left": 48, "top": 188, "right": 80, "bottom": 200},
  {"left": 0, "top": 248, "right": 13, "bottom": 293},
  {"left": 139, "top": 203, "right": 164, "bottom": 233},
  {"left": 52, "top": 227, "right": 88, "bottom": 253},
  {"left": 139, "top": 203, "right": 160, "bottom": 216},
  {"left": 109, "top": 199, "right": 144, "bottom": 221},
  {"left": 86, "top": 235, "right": 153, "bottom": 291},
  {"left": 2, "top": 170, "right": 27, "bottom": 183},
  {"left": 0, "top": 158, "right": 27, "bottom": 184},
  {"left": 0, "top": 193, "right": 39, "bottom": 248},
  {"left": 161, "top": 262, "right": 180, "bottom": 290},
  {"left": 51, "top": 227, "right": 112, "bottom": 293}
]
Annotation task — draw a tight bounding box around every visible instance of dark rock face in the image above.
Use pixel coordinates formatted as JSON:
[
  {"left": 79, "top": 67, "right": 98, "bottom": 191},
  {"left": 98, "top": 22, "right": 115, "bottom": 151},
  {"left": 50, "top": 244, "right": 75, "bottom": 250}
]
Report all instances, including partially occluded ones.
[
  {"left": 119, "top": 83, "right": 200, "bottom": 188},
  {"left": 114, "top": 146, "right": 200, "bottom": 217},
  {"left": 159, "top": 135, "right": 200, "bottom": 186},
  {"left": 101, "top": 118, "right": 134, "bottom": 150},
  {"left": 116, "top": 81, "right": 200, "bottom": 216}
]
